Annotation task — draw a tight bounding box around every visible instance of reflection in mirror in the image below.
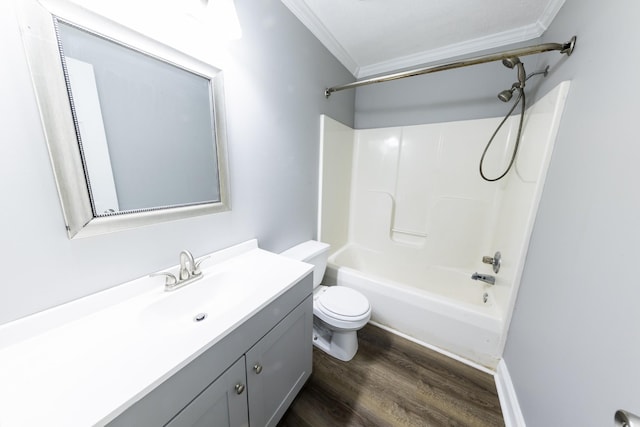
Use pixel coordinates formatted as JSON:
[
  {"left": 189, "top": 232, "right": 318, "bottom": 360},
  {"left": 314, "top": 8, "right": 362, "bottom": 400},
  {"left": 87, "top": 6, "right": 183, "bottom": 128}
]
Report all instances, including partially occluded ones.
[
  {"left": 18, "top": 2, "right": 230, "bottom": 238},
  {"left": 57, "top": 21, "right": 222, "bottom": 215}
]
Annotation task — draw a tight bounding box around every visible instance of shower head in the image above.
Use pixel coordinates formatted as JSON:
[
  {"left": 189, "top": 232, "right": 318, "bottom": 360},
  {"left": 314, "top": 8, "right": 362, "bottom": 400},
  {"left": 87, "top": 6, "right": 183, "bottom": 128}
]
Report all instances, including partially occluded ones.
[
  {"left": 498, "top": 88, "right": 514, "bottom": 102},
  {"left": 497, "top": 64, "right": 549, "bottom": 103},
  {"left": 502, "top": 57, "right": 521, "bottom": 69},
  {"left": 497, "top": 82, "right": 520, "bottom": 102},
  {"left": 502, "top": 57, "right": 526, "bottom": 85}
]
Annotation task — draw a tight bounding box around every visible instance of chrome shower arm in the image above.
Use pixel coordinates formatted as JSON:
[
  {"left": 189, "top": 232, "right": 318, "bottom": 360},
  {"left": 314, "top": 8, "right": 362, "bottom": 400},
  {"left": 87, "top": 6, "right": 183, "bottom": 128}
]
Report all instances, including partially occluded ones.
[{"left": 525, "top": 66, "right": 550, "bottom": 82}]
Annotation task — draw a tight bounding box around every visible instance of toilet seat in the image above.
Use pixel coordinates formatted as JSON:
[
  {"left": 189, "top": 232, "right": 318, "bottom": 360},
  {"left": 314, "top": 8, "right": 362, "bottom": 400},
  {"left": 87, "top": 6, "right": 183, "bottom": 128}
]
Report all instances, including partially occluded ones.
[{"left": 314, "top": 286, "right": 371, "bottom": 322}]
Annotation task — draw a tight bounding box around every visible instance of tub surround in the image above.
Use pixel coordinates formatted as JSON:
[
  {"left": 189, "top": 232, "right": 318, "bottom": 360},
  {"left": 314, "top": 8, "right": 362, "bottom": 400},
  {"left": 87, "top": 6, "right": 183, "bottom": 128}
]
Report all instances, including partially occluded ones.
[
  {"left": 320, "top": 81, "right": 570, "bottom": 366},
  {"left": 0, "top": 240, "right": 313, "bottom": 426}
]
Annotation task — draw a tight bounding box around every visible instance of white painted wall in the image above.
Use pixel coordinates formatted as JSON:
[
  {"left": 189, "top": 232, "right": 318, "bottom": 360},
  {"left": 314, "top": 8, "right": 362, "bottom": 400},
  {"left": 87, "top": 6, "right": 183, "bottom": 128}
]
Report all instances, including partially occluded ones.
[
  {"left": 503, "top": 1, "right": 640, "bottom": 425},
  {"left": 0, "top": 0, "right": 354, "bottom": 325}
]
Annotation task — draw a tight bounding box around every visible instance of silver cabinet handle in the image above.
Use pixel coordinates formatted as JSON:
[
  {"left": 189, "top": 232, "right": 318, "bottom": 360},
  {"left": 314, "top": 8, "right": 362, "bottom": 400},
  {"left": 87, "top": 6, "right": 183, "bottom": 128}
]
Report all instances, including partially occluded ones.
[
  {"left": 253, "top": 364, "right": 263, "bottom": 374},
  {"left": 235, "top": 384, "right": 245, "bottom": 395}
]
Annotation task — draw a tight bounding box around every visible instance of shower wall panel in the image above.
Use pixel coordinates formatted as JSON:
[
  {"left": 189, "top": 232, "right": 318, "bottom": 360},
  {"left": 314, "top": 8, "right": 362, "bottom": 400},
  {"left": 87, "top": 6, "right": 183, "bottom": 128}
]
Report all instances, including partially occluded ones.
[
  {"left": 318, "top": 116, "right": 354, "bottom": 253},
  {"left": 322, "top": 82, "right": 568, "bottom": 269},
  {"left": 487, "top": 82, "right": 570, "bottom": 321},
  {"left": 349, "top": 117, "right": 514, "bottom": 272}
]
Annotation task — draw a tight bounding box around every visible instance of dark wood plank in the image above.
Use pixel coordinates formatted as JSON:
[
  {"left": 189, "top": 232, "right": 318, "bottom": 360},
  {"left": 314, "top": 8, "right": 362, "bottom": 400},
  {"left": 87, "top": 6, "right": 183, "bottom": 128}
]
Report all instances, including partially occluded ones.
[{"left": 278, "top": 324, "right": 504, "bottom": 427}]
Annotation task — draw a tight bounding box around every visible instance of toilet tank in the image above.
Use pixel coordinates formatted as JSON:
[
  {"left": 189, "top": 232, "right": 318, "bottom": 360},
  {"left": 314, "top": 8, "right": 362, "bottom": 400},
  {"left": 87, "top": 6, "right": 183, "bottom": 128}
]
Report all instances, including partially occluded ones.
[{"left": 280, "top": 240, "right": 330, "bottom": 288}]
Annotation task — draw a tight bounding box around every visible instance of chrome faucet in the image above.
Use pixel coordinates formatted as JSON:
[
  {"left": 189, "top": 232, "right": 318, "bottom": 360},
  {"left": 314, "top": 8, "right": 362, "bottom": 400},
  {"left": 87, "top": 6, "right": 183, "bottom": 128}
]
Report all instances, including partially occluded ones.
[
  {"left": 151, "top": 250, "right": 209, "bottom": 292},
  {"left": 179, "top": 250, "right": 196, "bottom": 281},
  {"left": 471, "top": 272, "right": 495, "bottom": 285}
]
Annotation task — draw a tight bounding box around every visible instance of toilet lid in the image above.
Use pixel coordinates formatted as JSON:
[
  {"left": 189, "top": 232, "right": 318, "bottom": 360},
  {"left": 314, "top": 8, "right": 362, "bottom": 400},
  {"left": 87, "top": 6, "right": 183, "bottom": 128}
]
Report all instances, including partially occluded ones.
[{"left": 317, "top": 287, "right": 370, "bottom": 318}]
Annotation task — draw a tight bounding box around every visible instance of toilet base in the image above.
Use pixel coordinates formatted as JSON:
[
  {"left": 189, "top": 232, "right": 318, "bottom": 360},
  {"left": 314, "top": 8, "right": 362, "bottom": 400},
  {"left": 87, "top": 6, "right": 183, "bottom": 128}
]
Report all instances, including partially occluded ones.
[{"left": 312, "top": 321, "right": 359, "bottom": 362}]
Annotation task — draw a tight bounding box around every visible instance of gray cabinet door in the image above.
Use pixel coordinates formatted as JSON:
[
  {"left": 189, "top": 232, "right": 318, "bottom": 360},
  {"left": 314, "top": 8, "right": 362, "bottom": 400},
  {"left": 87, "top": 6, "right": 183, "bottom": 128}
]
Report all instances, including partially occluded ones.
[
  {"left": 166, "top": 356, "right": 249, "bottom": 427},
  {"left": 245, "top": 296, "right": 313, "bottom": 427}
]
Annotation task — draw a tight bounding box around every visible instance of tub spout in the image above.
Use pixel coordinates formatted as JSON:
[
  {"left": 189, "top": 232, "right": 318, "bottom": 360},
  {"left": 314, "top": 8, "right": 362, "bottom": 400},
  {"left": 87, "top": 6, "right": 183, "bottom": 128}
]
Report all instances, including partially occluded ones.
[{"left": 472, "top": 272, "right": 495, "bottom": 285}]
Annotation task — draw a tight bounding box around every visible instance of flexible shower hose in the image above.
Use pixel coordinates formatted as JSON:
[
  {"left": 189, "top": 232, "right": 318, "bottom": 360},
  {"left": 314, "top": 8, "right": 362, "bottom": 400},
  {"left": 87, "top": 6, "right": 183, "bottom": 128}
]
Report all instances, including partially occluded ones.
[{"left": 479, "top": 88, "right": 526, "bottom": 182}]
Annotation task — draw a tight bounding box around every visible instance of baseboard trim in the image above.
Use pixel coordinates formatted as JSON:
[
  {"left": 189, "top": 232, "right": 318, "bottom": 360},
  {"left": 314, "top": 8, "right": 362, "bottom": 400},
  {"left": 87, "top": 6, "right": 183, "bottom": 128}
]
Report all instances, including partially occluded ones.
[{"left": 495, "top": 359, "right": 526, "bottom": 427}]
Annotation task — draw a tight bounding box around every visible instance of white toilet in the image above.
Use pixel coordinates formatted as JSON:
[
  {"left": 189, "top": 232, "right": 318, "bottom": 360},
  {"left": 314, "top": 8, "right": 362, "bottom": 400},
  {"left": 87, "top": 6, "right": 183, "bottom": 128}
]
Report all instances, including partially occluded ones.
[{"left": 281, "top": 240, "right": 371, "bottom": 361}]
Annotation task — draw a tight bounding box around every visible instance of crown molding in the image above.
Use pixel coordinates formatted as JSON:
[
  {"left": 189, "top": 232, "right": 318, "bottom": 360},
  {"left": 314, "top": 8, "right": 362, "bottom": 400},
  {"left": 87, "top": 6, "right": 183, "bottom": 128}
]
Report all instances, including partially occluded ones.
[
  {"left": 358, "top": 0, "right": 566, "bottom": 79},
  {"left": 282, "top": 0, "right": 565, "bottom": 79},
  {"left": 280, "top": 0, "right": 359, "bottom": 75},
  {"left": 538, "top": 0, "right": 566, "bottom": 32},
  {"left": 357, "top": 22, "right": 541, "bottom": 78}
]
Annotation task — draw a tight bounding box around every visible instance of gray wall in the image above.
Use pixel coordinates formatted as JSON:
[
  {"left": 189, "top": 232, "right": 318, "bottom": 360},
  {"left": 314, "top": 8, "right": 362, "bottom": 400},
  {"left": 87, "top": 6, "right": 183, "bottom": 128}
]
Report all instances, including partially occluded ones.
[
  {"left": 503, "top": 1, "right": 640, "bottom": 425},
  {"left": 0, "top": 0, "right": 354, "bottom": 325},
  {"left": 354, "top": 40, "right": 544, "bottom": 129}
]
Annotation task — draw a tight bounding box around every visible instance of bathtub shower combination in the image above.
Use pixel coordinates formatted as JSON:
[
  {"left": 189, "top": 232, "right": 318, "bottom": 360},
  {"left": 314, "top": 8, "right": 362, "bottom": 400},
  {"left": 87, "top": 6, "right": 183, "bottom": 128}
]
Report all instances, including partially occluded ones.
[{"left": 319, "top": 82, "right": 570, "bottom": 368}]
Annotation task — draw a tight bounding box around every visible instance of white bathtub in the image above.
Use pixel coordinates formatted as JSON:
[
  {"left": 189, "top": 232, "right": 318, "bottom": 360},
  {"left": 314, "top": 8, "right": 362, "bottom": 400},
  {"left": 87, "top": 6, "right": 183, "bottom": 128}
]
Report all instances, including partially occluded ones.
[{"left": 324, "top": 244, "right": 503, "bottom": 368}]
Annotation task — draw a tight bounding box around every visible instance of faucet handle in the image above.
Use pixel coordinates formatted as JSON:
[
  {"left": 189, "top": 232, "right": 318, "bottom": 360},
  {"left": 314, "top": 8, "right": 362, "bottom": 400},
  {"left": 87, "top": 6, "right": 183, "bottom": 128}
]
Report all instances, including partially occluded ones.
[
  {"left": 482, "top": 251, "right": 501, "bottom": 273},
  {"left": 193, "top": 256, "right": 211, "bottom": 275},
  {"left": 150, "top": 271, "right": 178, "bottom": 286}
]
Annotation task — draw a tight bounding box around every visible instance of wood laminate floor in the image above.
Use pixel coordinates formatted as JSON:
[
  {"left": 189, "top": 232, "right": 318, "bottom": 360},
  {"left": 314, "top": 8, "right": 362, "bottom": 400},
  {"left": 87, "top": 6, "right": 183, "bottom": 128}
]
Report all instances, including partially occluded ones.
[{"left": 277, "top": 324, "right": 504, "bottom": 427}]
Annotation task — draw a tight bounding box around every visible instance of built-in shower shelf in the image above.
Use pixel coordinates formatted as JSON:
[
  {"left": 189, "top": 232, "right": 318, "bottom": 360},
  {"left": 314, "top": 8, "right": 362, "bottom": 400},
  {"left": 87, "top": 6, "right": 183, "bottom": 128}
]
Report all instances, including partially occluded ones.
[
  {"left": 391, "top": 227, "right": 428, "bottom": 245},
  {"left": 391, "top": 227, "right": 427, "bottom": 237}
]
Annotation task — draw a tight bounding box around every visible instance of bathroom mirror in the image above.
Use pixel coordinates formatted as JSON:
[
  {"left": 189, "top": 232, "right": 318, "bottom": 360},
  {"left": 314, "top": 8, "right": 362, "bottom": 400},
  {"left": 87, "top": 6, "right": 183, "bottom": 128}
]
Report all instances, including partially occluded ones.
[{"left": 18, "top": 1, "right": 230, "bottom": 238}]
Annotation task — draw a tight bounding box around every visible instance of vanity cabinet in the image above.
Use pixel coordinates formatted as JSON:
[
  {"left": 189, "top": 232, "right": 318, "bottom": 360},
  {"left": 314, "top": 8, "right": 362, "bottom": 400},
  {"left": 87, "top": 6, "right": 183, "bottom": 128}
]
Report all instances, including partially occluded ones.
[
  {"left": 245, "top": 298, "right": 312, "bottom": 427},
  {"left": 166, "top": 356, "right": 248, "bottom": 427},
  {"left": 167, "top": 299, "right": 312, "bottom": 427},
  {"left": 108, "top": 274, "right": 312, "bottom": 427}
]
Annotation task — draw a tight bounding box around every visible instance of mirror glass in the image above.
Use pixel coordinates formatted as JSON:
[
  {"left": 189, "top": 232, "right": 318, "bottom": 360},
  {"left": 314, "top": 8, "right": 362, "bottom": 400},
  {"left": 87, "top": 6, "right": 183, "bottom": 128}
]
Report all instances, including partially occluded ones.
[
  {"left": 57, "top": 20, "right": 222, "bottom": 215},
  {"left": 18, "top": 2, "right": 230, "bottom": 238}
]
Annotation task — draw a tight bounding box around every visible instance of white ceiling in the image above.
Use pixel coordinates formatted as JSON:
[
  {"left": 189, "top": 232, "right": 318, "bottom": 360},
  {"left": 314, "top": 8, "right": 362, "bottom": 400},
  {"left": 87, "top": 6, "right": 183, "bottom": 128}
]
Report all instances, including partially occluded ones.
[{"left": 281, "top": 0, "right": 565, "bottom": 78}]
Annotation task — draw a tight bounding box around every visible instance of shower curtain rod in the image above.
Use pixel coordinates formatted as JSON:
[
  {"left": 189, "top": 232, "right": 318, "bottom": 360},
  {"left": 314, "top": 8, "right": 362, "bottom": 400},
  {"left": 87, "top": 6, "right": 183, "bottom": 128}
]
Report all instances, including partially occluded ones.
[{"left": 324, "top": 36, "right": 576, "bottom": 97}]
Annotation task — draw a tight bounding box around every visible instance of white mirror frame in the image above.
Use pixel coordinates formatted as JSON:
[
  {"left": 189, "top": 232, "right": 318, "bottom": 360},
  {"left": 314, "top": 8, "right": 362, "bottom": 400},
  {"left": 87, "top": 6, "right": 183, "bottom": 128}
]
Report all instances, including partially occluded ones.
[{"left": 17, "top": 0, "right": 231, "bottom": 239}]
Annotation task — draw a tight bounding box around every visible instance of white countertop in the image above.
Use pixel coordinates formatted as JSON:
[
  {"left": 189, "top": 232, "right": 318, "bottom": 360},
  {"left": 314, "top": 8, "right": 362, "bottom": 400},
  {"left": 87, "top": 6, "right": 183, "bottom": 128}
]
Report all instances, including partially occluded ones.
[{"left": 0, "top": 240, "right": 312, "bottom": 427}]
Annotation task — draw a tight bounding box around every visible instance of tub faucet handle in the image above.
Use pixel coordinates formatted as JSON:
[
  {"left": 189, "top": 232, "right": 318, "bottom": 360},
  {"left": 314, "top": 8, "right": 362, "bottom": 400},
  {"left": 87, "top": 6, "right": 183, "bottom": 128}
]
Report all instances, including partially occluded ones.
[{"left": 482, "top": 251, "right": 501, "bottom": 273}]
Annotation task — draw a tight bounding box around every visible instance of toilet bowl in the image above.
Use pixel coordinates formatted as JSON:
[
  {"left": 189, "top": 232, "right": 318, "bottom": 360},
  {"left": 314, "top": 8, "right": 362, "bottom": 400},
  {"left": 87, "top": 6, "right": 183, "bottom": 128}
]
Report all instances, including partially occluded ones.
[{"left": 281, "top": 241, "right": 371, "bottom": 361}]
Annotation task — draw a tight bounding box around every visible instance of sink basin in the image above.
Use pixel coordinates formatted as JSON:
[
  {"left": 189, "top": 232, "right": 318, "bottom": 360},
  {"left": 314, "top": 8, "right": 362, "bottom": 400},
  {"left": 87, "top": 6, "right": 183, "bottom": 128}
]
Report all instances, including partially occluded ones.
[{"left": 139, "top": 272, "right": 251, "bottom": 333}]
